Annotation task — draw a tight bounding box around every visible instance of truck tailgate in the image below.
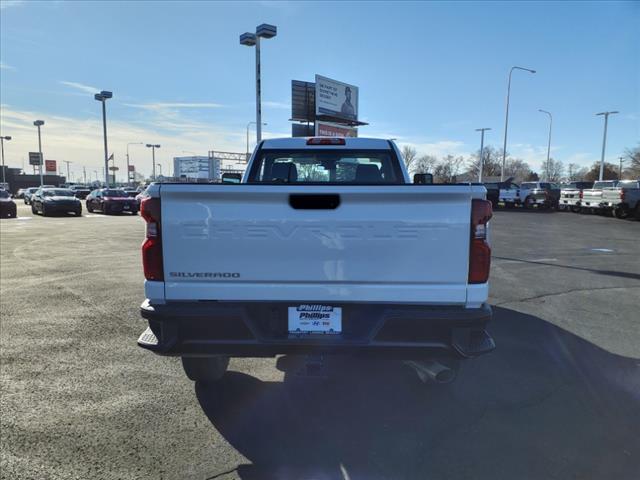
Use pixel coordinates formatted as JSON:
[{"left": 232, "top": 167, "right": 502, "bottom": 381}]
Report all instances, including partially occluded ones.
[{"left": 159, "top": 184, "right": 476, "bottom": 304}]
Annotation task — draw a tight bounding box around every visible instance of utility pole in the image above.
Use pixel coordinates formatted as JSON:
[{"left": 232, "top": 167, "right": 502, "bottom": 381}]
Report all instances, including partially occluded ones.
[
  {"left": 596, "top": 111, "right": 619, "bottom": 181},
  {"left": 619, "top": 156, "right": 625, "bottom": 179},
  {"left": 83, "top": 166, "right": 87, "bottom": 184},
  {"left": 475, "top": 128, "right": 491, "bottom": 183},
  {"left": 63, "top": 160, "right": 72, "bottom": 183}
]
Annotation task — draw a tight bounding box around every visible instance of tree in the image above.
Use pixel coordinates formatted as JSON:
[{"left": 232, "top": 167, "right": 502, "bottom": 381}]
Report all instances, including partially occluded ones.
[
  {"left": 412, "top": 155, "right": 437, "bottom": 174},
  {"left": 467, "top": 145, "right": 502, "bottom": 179},
  {"left": 504, "top": 158, "right": 532, "bottom": 183},
  {"left": 584, "top": 162, "right": 619, "bottom": 182},
  {"left": 540, "top": 158, "right": 564, "bottom": 182},
  {"left": 567, "top": 163, "right": 588, "bottom": 181},
  {"left": 624, "top": 144, "right": 640, "bottom": 178},
  {"left": 434, "top": 155, "right": 465, "bottom": 183},
  {"left": 525, "top": 171, "right": 540, "bottom": 181},
  {"left": 401, "top": 145, "right": 418, "bottom": 172}
]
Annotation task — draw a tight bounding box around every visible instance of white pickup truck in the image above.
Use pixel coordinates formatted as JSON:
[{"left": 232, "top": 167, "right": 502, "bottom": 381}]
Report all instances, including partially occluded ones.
[
  {"left": 600, "top": 180, "right": 640, "bottom": 219},
  {"left": 137, "top": 137, "right": 495, "bottom": 384},
  {"left": 581, "top": 180, "right": 618, "bottom": 213},
  {"left": 559, "top": 181, "right": 593, "bottom": 212}
]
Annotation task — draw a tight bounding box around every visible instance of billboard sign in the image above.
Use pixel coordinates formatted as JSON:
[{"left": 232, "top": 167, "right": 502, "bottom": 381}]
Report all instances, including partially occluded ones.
[
  {"left": 175, "top": 156, "right": 210, "bottom": 179},
  {"left": 29, "top": 152, "right": 42, "bottom": 166},
  {"left": 315, "top": 75, "right": 358, "bottom": 121},
  {"left": 291, "top": 80, "right": 316, "bottom": 122},
  {"left": 315, "top": 121, "right": 357, "bottom": 138},
  {"left": 45, "top": 160, "right": 57, "bottom": 173}
]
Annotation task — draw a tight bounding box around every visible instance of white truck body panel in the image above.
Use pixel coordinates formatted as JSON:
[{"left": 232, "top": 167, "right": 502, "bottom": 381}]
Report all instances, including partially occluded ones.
[
  {"left": 582, "top": 181, "right": 618, "bottom": 209},
  {"left": 156, "top": 183, "right": 484, "bottom": 306}
]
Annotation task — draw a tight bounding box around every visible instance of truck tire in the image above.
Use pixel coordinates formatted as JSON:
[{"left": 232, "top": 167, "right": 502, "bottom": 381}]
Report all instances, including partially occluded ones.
[
  {"left": 614, "top": 207, "right": 629, "bottom": 219},
  {"left": 523, "top": 196, "right": 534, "bottom": 209},
  {"left": 181, "top": 356, "right": 229, "bottom": 384}
]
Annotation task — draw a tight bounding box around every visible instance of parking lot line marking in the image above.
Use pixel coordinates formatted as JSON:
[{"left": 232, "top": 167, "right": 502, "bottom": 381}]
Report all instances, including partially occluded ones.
[
  {"left": 16, "top": 217, "right": 32, "bottom": 221},
  {"left": 591, "top": 248, "right": 614, "bottom": 253}
]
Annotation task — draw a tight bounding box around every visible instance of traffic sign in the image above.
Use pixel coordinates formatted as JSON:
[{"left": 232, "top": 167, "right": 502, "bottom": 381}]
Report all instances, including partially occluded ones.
[{"left": 108, "top": 166, "right": 119, "bottom": 171}]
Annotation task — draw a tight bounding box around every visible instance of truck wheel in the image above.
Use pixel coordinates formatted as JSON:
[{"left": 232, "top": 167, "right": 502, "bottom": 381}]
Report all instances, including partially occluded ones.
[
  {"left": 614, "top": 207, "right": 628, "bottom": 219},
  {"left": 523, "top": 197, "right": 534, "bottom": 209},
  {"left": 31, "top": 204, "right": 37, "bottom": 214},
  {"left": 571, "top": 206, "right": 581, "bottom": 213},
  {"left": 181, "top": 356, "right": 229, "bottom": 384},
  {"left": 87, "top": 204, "right": 93, "bottom": 213}
]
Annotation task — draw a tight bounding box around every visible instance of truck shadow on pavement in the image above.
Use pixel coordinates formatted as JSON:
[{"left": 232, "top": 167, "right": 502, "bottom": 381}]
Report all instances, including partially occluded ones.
[{"left": 196, "top": 307, "right": 640, "bottom": 480}]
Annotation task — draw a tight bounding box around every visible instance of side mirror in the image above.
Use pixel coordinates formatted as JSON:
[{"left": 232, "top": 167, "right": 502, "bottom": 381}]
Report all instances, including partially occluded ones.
[
  {"left": 222, "top": 173, "right": 242, "bottom": 184},
  {"left": 413, "top": 173, "right": 433, "bottom": 184}
]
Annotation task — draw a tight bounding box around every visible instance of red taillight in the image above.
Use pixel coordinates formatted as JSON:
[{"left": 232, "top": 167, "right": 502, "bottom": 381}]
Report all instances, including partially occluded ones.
[
  {"left": 469, "top": 199, "right": 492, "bottom": 284},
  {"left": 306, "top": 137, "right": 346, "bottom": 145},
  {"left": 141, "top": 197, "right": 163, "bottom": 281},
  {"left": 579, "top": 190, "right": 583, "bottom": 199},
  {"left": 620, "top": 190, "right": 625, "bottom": 201}
]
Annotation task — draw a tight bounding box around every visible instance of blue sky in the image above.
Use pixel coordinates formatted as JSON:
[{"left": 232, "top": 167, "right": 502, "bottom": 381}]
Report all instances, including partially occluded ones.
[{"left": 1, "top": 0, "right": 638, "bottom": 179}]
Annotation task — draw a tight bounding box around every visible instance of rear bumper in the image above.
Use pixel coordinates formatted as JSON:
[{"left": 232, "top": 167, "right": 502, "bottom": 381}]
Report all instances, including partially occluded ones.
[{"left": 138, "top": 300, "right": 494, "bottom": 359}]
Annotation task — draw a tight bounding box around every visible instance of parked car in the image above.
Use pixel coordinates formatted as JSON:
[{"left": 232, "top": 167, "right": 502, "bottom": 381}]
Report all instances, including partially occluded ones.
[
  {"left": 600, "top": 180, "right": 640, "bottom": 219},
  {"left": 499, "top": 183, "right": 520, "bottom": 208},
  {"left": 70, "top": 186, "right": 91, "bottom": 199},
  {"left": 0, "top": 189, "right": 17, "bottom": 218},
  {"left": 86, "top": 188, "right": 139, "bottom": 214},
  {"left": 519, "top": 182, "right": 560, "bottom": 209},
  {"left": 30, "top": 188, "right": 82, "bottom": 216},
  {"left": 559, "top": 181, "right": 594, "bottom": 212},
  {"left": 15, "top": 188, "right": 27, "bottom": 199},
  {"left": 581, "top": 180, "right": 619, "bottom": 213},
  {"left": 122, "top": 187, "right": 139, "bottom": 198},
  {"left": 23, "top": 187, "right": 40, "bottom": 205},
  {"left": 137, "top": 137, "right": 495, "bottom": 386}
]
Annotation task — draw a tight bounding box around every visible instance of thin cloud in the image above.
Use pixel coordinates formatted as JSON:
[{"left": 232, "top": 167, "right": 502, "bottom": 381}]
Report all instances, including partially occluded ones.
[
  {"left": 0, "top": 0, "right": 24, "bottom": 9},
  {"left": 59, "top": 81, "right": 100, "bottom": 95},
  {"left": 263, "top": 101, "right": 291, "bottom": 110},
  {"left": 0, "top": 62, "right": 16, "bottom": 71},
  {"left": 124, "top": 102, "right": 225, "bottom": 111}
]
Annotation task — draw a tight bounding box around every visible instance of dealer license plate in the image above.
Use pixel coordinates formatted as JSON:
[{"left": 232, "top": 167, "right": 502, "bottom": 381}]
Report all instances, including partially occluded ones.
[{"left": 288, "top": 305, "right": 342, "bottom": 334}]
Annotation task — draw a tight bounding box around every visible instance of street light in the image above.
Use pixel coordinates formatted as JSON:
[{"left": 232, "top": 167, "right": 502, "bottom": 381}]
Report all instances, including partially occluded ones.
[
  {"left": 94, "top": 90, "right": 113, "bottom": 186},
  {"left": 501, "top": 66, "right": 536, "bottom": 181},
  {"left": 475, "top": 128, "right": 491, "bottom": 183},
  {"left": 146, "top": 144, "right": 161, "bottom": 181},
  {"left": 0, "top": 135, "right": 11, "bottom": 185},
  {"left": 595, "top": 111, "right": 619, "bottom": 181},
  {"left": 33, "top": 120, "right": 45, "bottom": 186},
  {"left": 538, "top": 110, "right": 553, "bottom": 181},
  {"left": 127, "top": 142, "right": 143, "bottom": 185},
  {"left": 246, "top": 121, "right": 267, "bottom": 158},
  {"left": 240, "top": 23, "right": 277, "bottom": 144},
  {"left": 156, "top": 163, "right": 163, "bottom": 177}
]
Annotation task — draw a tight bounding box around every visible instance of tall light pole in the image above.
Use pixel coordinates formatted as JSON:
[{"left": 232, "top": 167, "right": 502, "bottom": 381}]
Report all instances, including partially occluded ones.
[
  {"left": 475, "top": 128, "right": 491, "bottom": 183},
  {"left": 127, "top": 142, "right": 143, "bottom": 185},
  {"left": 94, "top": 90, "right": 113, "bottom": 186},
  {"left": 538, "top": 109, "right": 553, "bottom": 181},
  {"left": 0, "top": 135, "right": 11, "bottom": 185},
  {"left": 63, "top": 160, "right": 72, "bottom": 183},
  {"left": 156, "top": 163, "right": 163, "bottom": 177},
  {"left": 240, "top": 24, "right": 277, "bottom": 144},
  {"left": 146, "top": 144, "right": 160, "bottom": 181},
  {"left": 596, "top": 111, "right": 619, "bottom": 181},
  {"left": 501, "top": 66, "right": 536, "bottom": 181},
  {"left": 246, "top": 121, "right": 267, "bottom": 158},
  {"left": 33, "top": 120, "right": 45, "bottom": 186}
]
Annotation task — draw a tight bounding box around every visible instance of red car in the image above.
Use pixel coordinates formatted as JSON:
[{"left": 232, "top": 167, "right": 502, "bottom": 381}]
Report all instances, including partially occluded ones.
[{"left": 86, "top": 188, "right": 139, "bottom": 215}]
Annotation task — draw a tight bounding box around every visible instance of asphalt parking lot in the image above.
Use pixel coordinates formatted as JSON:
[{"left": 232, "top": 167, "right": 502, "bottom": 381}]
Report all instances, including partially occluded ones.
[{"left": 1, "top": 203, "right": 639, "bottom": 480}]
